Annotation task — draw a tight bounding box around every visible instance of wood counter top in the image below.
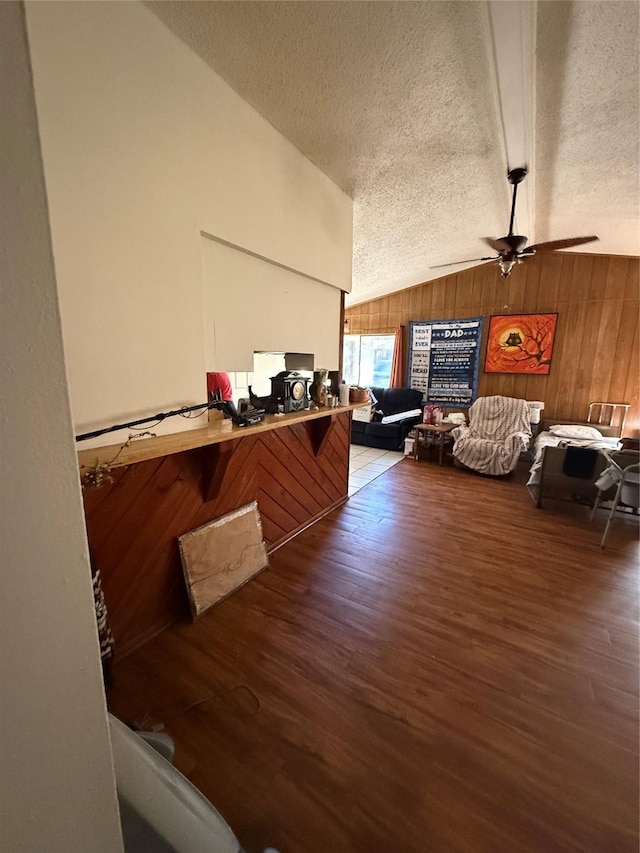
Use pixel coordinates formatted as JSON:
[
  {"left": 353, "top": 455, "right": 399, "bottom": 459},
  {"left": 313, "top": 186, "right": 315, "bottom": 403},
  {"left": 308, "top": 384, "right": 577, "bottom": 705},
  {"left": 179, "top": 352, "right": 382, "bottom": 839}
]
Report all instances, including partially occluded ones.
[{"left": 77, "top": 403, "right": 361, "bottom": 470}]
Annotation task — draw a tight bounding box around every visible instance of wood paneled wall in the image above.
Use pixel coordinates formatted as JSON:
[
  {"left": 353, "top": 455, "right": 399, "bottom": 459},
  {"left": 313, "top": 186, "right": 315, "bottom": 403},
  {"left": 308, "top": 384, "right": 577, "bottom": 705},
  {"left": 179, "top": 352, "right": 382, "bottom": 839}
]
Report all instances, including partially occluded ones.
[
  {"left": 346, "top": 253, "right": 639, "bottom": 435},
  {"left": 84, "top": 412, "right": 351, "bottom": 656}
]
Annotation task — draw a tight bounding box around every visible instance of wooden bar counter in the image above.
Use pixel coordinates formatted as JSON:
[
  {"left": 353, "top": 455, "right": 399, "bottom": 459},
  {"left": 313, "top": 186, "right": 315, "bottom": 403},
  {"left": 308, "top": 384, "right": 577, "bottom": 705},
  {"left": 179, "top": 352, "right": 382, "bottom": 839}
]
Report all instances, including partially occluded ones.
[{"left": 79, "top": 405, "right": 358, "bottom": 656}]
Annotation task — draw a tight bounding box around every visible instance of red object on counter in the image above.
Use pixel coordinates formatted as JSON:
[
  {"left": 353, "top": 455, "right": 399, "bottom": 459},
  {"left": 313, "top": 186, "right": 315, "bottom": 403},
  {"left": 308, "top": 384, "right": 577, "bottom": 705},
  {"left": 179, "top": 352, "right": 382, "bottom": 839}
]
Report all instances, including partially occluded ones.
[{"left": 207, "top": 372, "right": 233, "bottom": 402}]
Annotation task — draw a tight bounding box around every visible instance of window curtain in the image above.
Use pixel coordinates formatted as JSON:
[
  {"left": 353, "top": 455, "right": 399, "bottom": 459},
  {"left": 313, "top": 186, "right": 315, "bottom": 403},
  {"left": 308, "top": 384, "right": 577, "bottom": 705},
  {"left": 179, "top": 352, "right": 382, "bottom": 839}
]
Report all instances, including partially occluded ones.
[{"left": 390, "top": 325, "right": 405, "bottom": 388}]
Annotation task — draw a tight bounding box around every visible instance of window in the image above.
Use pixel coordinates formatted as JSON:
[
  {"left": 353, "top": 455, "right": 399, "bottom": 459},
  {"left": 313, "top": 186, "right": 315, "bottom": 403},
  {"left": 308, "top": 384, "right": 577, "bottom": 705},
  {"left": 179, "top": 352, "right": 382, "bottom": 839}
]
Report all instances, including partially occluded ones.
[{"left": 343, "top": 334, "right": 395, "bottom": 388}]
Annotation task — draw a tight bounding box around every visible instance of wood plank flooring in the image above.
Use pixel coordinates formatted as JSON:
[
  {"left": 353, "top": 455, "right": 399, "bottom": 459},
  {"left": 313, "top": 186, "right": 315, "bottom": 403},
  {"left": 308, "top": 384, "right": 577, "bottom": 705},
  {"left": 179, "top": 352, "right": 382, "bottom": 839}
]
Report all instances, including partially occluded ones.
[{"left": 107, "top": 459, "right": 639, "bottom": 853}]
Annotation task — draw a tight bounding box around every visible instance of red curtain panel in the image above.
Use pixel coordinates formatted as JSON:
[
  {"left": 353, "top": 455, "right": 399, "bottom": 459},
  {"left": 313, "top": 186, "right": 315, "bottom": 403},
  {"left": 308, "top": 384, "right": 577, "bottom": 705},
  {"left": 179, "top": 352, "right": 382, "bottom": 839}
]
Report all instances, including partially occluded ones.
[{"left": 390, "top": 325, "right": 405, "bottom": 387}]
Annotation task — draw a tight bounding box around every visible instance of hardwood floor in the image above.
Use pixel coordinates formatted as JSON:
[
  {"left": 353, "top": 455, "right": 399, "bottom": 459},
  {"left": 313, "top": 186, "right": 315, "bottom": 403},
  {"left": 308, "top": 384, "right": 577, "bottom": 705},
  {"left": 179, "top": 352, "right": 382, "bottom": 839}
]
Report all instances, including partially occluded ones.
[{"left": 107, "top": 459, "right": 639, "bottom": 853}]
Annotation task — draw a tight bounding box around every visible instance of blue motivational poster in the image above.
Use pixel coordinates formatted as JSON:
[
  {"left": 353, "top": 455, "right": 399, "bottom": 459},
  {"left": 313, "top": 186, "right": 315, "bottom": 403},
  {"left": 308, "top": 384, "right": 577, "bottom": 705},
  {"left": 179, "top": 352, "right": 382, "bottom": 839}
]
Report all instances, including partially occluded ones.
[{"left": 407, "top": 317, "right": 484, "bottom": 407}]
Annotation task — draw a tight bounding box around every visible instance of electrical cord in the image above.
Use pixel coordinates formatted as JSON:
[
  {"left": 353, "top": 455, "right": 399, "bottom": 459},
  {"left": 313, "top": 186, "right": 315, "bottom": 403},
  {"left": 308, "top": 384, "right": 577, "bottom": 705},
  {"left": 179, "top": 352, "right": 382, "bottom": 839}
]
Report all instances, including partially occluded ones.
[{"left": 76, "top": 399, "right": 215, "bottom": 442}]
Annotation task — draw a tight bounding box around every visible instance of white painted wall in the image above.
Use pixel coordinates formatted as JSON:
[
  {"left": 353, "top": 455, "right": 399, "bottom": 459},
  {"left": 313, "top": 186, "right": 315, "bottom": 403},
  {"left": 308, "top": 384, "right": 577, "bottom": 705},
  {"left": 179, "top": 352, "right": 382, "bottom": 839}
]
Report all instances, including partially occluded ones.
[
  {"left": 201, "top": 236, "right": 342, "bottom": 372},
  {"left": 0, "top": 3, "right": 123, "bottom": 850},
  {"left": 25, "top": 0, "right": 352, "bottom": 447}
]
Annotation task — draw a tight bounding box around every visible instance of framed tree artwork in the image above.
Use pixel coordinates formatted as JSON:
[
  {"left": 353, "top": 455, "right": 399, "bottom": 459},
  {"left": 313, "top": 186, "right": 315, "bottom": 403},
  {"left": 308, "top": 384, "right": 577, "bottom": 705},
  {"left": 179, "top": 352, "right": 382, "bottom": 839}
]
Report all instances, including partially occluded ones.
[{"left": 484, "top": 313, "right": 559, "bottom": 375}]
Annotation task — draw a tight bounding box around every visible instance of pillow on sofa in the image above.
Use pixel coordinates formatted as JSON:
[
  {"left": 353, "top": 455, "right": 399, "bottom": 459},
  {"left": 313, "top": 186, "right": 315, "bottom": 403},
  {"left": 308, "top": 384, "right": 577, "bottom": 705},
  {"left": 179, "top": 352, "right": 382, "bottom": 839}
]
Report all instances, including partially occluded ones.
[
  {"left": 549, "top": 424, "right": 603, "bottom": 440},
  {"left": 352, "top": 403, "right": 374, "bottom": 423},
  {"left": 380, "top": 408, "right": 422, "bottom": 425}
]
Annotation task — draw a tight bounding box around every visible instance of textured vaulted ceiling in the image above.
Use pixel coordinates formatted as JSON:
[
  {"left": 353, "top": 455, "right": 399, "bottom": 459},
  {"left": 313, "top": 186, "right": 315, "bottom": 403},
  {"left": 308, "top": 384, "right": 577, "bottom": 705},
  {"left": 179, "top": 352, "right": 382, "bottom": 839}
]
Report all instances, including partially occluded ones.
[{"left": 147, "top": 1, "right": 640, "bottom": 305}]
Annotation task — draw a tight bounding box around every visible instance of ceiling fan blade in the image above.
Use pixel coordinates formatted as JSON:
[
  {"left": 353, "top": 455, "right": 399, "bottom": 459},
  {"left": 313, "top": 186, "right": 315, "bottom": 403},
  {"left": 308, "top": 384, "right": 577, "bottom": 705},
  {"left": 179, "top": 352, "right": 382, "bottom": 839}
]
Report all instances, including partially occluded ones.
[
  {"left": 430, "top": 256, "right": 497, "bottom": 269},
  {"left": 527, "top": 235, "right": 599, "bottom": 252},
  {"left": 483, "top": 237, "right": 511, "bottom": 254}
]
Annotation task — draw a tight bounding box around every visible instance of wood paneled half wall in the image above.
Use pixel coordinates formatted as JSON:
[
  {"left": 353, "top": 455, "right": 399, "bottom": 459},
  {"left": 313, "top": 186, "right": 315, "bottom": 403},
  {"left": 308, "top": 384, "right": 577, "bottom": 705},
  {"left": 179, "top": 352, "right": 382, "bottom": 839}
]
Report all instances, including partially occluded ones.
[
  {"left": 83, "top": 410, "right": 351, "bottom": 656},
  {"left": 346, "top": 253, "right": 639, "bottom": 435}
]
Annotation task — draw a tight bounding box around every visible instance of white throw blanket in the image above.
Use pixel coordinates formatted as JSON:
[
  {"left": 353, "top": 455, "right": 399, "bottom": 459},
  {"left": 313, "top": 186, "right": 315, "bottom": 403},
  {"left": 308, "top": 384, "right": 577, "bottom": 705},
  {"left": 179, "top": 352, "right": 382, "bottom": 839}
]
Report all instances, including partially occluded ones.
[
  {"left": 380, "top": 408, "right": 422, "bottom": 425},
  {"left": 452, "top": 396, "right": 532, "bottom": 476}
]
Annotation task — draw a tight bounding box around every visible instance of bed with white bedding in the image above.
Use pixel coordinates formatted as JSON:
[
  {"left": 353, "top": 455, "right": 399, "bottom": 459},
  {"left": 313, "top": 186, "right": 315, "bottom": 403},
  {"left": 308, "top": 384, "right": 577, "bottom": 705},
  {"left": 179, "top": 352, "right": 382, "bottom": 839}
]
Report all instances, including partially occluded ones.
[{"left": 527, "top": 421, "right": 622, "bottom": 508}]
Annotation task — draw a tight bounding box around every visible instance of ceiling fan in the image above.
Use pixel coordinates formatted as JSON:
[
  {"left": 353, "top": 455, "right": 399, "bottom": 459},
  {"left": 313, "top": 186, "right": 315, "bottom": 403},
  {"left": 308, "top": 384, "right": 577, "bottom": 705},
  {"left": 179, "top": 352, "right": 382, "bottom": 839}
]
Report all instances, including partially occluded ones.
[{"left": 431, "top": 167, "right": 598, "bottom": 278}]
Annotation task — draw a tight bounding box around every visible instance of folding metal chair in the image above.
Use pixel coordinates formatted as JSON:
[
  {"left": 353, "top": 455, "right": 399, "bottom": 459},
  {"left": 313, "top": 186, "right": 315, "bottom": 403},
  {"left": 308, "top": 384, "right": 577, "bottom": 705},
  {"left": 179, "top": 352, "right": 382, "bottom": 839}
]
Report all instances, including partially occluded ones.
[{"left": 591, "top": 450, "right": 640, "bottom": 547}]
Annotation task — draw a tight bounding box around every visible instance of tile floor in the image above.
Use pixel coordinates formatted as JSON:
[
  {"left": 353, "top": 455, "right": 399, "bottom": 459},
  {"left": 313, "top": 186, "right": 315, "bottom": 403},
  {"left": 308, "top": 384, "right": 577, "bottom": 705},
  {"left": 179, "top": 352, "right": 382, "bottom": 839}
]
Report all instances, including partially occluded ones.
[{"left": 348, "top": 444, "right": 406, "bottom": 496}]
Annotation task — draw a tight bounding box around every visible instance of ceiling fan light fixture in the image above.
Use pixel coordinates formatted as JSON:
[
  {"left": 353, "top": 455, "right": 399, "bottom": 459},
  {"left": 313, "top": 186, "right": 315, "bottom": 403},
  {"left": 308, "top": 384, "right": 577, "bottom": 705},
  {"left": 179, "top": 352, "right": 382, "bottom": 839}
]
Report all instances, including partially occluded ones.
[{"left": 498, "top": 258, "right": 516, "bottom": 278}]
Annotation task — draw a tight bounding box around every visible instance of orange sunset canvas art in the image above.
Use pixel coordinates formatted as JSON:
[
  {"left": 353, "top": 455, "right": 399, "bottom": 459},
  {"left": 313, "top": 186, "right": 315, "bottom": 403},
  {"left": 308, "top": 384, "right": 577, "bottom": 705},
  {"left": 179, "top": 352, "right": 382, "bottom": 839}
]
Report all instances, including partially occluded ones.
[{"left": 484, "top": 313, "right": 558, "bottom": 375}]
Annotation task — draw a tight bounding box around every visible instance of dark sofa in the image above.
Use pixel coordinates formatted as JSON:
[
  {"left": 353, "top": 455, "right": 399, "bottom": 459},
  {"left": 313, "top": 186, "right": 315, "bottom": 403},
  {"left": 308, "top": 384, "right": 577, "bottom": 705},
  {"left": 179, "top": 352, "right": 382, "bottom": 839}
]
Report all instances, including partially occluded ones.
[{"left": 351, "top": 386, "right": 424, "bottom": 451}]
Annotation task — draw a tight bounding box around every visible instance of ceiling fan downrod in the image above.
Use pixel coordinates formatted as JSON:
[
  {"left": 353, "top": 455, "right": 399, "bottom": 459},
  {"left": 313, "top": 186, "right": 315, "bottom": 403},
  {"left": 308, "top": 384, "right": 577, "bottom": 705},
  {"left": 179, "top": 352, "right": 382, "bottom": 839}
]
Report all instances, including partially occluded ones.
[{"left": 506, "top": 166, "right": 527, "bottom": 237}]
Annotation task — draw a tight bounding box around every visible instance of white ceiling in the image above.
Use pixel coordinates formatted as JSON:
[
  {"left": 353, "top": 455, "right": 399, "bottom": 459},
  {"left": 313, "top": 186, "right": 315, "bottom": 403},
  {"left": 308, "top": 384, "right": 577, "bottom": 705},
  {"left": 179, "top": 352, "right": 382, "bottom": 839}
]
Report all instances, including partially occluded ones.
[{"left": 147, "top": 1, "right": 640, "bottom": 305}]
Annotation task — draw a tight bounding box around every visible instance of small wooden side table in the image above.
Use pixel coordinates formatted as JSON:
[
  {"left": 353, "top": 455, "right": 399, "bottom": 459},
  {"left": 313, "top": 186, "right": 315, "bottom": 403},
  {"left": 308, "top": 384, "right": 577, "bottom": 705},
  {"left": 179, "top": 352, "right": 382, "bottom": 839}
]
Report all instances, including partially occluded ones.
[{"left": 413, "top": 423, "right": 456, "bottom": 465}]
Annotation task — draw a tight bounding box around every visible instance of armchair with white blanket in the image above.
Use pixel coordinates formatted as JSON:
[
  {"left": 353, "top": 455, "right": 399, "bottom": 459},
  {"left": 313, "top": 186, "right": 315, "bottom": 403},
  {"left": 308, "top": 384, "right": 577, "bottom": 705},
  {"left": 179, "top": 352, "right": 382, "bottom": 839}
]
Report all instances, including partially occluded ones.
[{"left": 452, "top": 396, "right": 532, "bottom": 476}]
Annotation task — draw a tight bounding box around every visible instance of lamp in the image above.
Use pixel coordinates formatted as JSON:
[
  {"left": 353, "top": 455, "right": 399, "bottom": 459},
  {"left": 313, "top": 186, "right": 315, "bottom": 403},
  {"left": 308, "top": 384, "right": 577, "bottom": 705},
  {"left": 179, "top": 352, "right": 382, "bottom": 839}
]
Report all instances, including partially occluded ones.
[{"left": 527, "top": 401, "right": 545, "bottom": 424}]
